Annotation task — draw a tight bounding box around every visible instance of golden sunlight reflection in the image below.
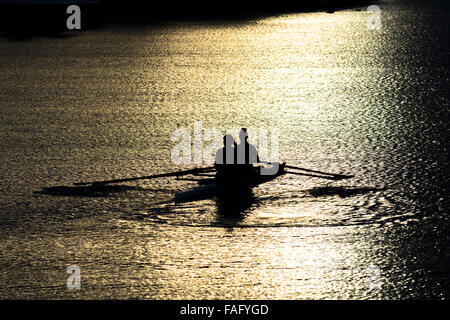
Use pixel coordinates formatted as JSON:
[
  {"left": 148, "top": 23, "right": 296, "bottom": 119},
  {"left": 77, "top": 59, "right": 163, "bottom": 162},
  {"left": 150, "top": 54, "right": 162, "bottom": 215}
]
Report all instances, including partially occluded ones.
[
  {"left": 2, "top": 0, "right": 447, "bottom": 299},
  {"left": 112, "top": 8, "right": 395, "bottom": 298}
]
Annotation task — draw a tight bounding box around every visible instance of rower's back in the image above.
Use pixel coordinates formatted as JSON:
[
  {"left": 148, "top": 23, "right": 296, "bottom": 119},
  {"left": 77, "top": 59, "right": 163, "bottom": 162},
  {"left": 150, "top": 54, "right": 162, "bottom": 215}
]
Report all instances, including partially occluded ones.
[
  {"left": 235, "top": 128, "right": 259, "bottom": 176},
  {"left": 215, "top": 134, "right": 237, "bottom": 182}
]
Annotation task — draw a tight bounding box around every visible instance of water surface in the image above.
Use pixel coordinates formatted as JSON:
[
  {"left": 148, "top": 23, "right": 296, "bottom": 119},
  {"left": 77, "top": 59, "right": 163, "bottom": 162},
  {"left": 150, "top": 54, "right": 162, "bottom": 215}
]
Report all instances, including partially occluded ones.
[{"left": 0, "top": 0, "right": 449, "bottom": 299}]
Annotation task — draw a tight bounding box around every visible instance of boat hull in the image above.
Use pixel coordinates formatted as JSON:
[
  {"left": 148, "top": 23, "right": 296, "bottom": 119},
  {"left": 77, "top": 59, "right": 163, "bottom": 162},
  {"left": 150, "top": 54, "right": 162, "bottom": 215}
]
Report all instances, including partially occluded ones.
[{"left": 174, "top": 163, "right": 285, "bottom": 202}]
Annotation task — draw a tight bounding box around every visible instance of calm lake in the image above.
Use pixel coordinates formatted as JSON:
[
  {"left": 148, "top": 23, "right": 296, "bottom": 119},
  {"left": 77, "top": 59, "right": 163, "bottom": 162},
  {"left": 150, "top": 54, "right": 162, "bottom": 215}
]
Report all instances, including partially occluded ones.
[{"left": 0, "top": 0, "right": 449, "bottom": 299}]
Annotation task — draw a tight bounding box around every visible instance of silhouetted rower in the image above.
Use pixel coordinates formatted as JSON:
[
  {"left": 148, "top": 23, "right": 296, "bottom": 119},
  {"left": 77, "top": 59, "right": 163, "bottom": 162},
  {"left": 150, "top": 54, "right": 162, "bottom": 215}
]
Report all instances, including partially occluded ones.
[
  {"left": 214, "top": 134, "right": 237, "bottom": 181},
  {"left": 236, "top": 128, "right": 259, "bottom": 175}
]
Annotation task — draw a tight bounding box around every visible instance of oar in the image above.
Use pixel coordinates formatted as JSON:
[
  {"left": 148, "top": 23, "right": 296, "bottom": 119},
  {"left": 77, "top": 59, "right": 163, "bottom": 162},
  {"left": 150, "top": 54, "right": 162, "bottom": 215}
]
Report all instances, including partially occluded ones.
[
  {"left": 175, "top": 177, "right": 215, "bottom": 182},
  {"left": 284, "top": 170, "right": 351, "bottom": 180},
  {"left": 285, "top": 164, "right": 353, "bottom": 178},
  {"left": 262, "top": 161, "right": 353, "bottom": 179},
  {"left": 74, "top": 166, "right": 215, "bottom": 186}
]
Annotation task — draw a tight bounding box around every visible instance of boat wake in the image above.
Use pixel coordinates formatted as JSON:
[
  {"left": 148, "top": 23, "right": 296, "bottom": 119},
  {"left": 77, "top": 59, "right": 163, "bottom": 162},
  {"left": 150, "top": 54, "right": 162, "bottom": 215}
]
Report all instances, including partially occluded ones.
[{"left": 126, "top": 185, "right": 419, "bottom": 229}]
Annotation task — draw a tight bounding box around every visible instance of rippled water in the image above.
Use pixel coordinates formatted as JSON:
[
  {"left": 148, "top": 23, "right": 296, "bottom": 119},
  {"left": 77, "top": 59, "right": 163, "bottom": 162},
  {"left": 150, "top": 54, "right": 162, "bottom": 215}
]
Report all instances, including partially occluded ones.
[{"left": 0, "top": 0, "right": 449, "bottom": 299}]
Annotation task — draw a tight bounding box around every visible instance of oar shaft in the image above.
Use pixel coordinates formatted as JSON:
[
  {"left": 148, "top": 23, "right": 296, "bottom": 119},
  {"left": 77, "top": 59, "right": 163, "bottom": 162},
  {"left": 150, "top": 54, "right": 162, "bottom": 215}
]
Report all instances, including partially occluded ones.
[
  {"left": 261, "top": 161, "right": 352, "bottom": 178},
  {"left": 74, "top": 166, "right": 215, "bottom": 186},
  {"left": 285, "top": 171, "right": 350, "bottom": 180},
  {"left": 285, "top": 165, "right": 342, "bottom": 176}
]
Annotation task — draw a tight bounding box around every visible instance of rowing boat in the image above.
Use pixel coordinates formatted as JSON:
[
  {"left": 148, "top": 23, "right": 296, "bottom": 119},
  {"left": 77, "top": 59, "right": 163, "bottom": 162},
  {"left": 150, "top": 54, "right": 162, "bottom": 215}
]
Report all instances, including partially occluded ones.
[
  {"left": 72, "top": 161, "right": 352, "bottom": 195},
  {"left": 174, "top": 162, "right": 286, "bottom": 202}
]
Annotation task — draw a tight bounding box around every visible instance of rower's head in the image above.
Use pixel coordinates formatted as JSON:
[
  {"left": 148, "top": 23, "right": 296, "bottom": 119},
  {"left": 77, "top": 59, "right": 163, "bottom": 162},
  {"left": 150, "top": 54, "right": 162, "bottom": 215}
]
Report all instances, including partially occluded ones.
[
  {"left": 223, "top": 134, "right": 235, "bottom": 147},
  {"left": 239, "top": 128, "right": 248, "bottom": 142}
]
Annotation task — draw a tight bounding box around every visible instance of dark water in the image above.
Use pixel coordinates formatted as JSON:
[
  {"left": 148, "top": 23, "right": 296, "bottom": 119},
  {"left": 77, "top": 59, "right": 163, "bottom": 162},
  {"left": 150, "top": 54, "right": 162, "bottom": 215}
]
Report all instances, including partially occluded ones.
[{"left": 0, "top": 0, "right": 449, "bottom": 299}]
